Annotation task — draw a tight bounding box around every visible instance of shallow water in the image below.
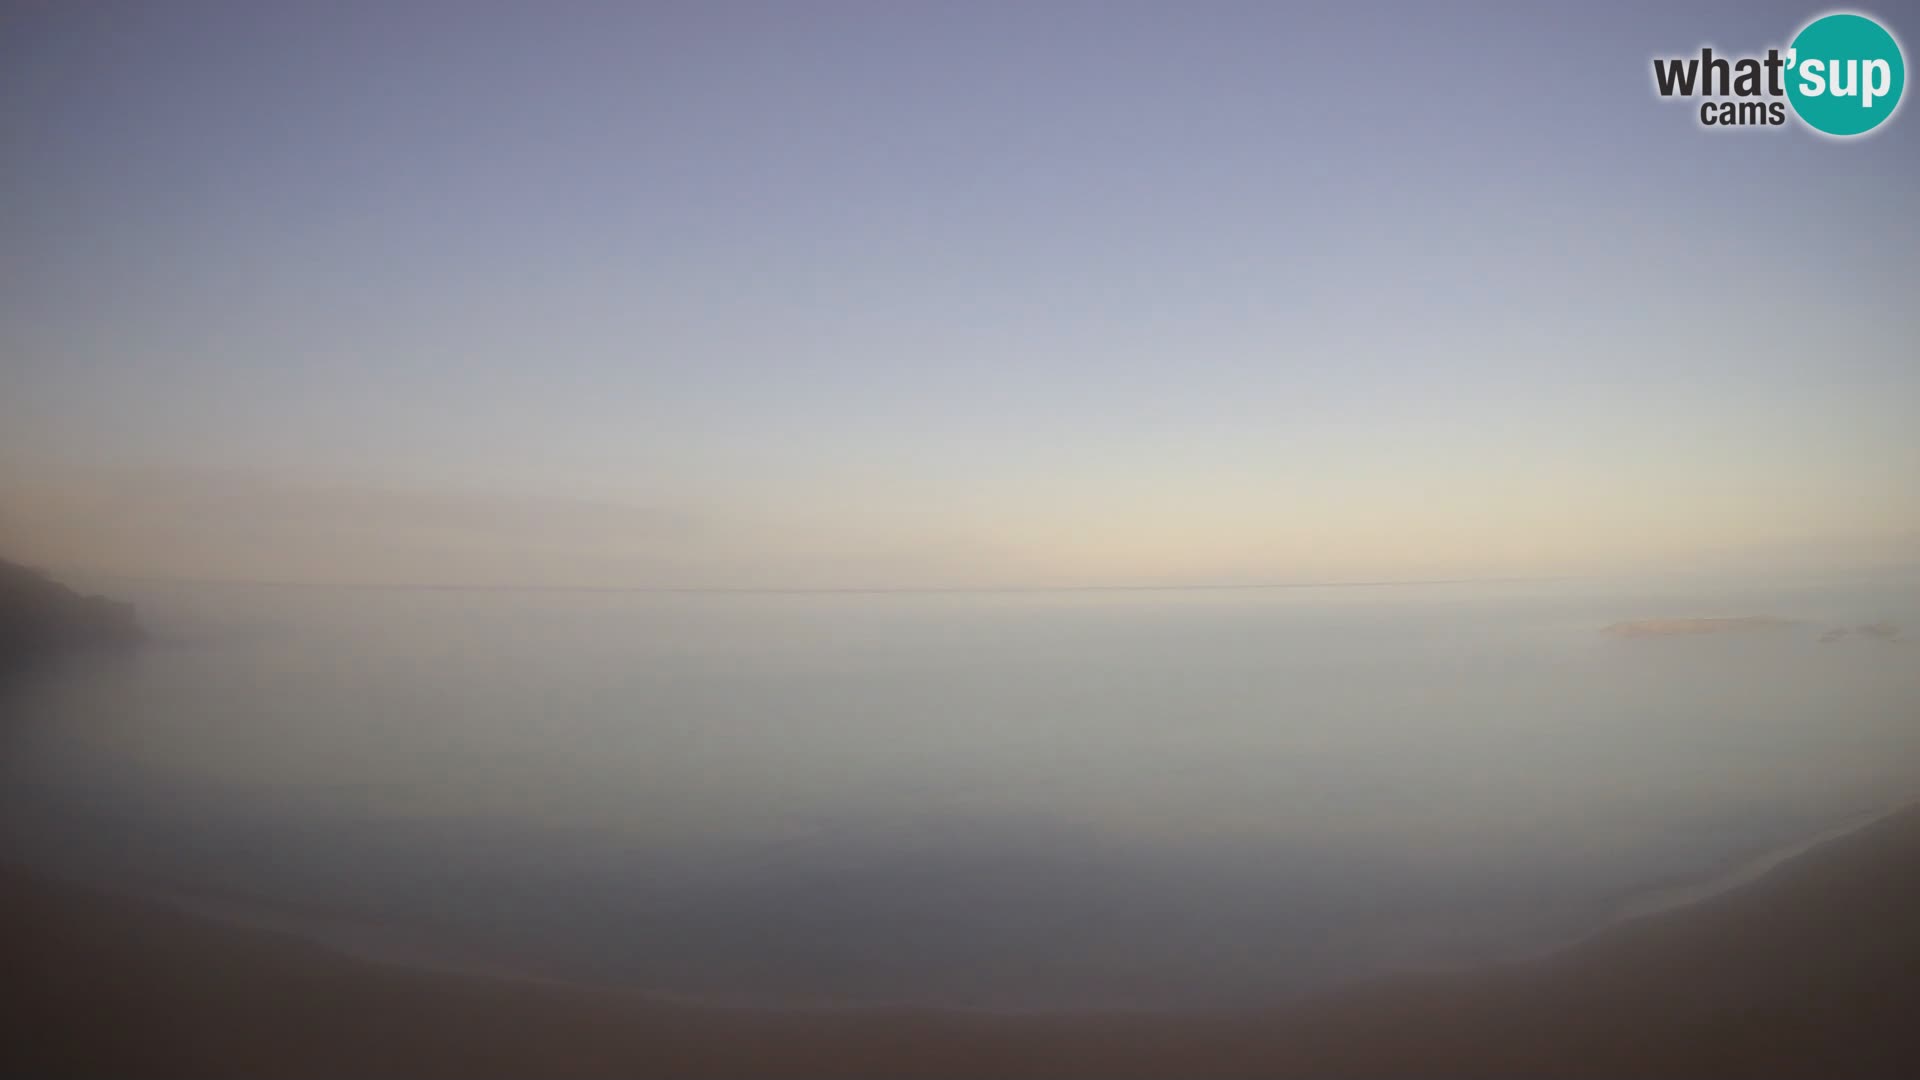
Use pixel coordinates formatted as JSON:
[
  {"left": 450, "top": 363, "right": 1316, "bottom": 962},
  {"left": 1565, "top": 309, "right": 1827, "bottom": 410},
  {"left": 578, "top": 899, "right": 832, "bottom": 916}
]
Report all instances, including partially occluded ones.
[{"left": 3, "top": 573, "right": 1917, "bottom": 1009}]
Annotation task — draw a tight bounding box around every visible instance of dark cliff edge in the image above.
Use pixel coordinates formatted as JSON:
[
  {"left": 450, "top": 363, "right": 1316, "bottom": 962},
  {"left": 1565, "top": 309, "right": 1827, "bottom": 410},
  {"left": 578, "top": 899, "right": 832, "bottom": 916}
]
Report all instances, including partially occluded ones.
[{"left": 0, "top": 558, "right": 144, "bottom": 670}]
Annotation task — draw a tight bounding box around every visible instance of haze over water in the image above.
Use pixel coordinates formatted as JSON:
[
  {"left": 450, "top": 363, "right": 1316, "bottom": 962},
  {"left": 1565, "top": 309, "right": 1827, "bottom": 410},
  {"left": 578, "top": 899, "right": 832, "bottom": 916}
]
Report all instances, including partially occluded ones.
[
  {"left": 4, "top": 573, "right": 1915, "bottom": 1009},
  {"left": 3, "top": 0, "right": 1919, "bottom": 1024}
]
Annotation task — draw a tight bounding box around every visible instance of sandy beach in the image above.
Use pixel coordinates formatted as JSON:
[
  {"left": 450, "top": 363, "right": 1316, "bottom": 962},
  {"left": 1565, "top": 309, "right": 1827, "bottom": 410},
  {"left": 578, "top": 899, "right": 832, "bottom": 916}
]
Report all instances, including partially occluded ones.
[{"left": 6, "top": 803, "right": 1918, "bottom": 1078}]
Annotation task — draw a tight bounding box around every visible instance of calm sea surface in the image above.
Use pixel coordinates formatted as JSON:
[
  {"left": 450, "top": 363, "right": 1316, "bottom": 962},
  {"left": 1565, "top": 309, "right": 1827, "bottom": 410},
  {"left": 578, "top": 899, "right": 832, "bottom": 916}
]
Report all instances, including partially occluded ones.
[{"left": 4, "top": 574, "right": 1917, "bottom": 1008}]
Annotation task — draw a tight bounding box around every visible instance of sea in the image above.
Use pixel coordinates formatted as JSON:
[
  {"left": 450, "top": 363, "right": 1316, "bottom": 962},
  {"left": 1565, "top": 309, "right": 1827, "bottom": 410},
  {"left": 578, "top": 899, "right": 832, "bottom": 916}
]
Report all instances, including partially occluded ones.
[{"left": 3, "top": 571, "right": 1917, "bottom": 1010}]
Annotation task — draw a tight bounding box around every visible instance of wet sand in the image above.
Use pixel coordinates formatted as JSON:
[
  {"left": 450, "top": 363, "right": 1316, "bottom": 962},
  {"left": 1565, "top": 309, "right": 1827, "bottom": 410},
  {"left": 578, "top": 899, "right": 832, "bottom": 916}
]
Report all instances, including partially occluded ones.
[{"left": 6, "top": 804, "right": 1920, "bottom": 1077}]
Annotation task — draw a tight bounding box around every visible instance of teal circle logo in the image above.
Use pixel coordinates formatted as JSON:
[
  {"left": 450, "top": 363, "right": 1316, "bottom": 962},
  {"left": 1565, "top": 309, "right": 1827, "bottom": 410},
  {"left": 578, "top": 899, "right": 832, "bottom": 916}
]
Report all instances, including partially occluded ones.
[{"left": 1786, "top": 13, "right": 1905, "bottom": 136}]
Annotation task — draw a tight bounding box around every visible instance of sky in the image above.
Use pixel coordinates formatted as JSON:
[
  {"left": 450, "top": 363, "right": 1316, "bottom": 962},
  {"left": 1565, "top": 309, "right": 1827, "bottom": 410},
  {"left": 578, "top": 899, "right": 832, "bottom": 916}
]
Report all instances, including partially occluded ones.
[{"left": 2, "top": 1, "right": 1917, "bottom": 588}]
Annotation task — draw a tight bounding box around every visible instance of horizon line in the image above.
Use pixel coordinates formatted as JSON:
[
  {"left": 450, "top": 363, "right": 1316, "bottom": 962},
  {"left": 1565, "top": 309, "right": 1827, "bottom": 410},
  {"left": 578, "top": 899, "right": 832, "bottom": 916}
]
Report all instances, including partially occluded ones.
[{"left": 77, "top": 571, "right": 1591, "bottom": 596}]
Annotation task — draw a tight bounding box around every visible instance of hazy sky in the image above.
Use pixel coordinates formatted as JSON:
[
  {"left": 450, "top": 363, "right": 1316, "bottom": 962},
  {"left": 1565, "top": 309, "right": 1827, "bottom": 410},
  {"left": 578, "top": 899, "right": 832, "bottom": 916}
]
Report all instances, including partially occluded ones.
[{"left": 3, "top": 1, "right": 1916, "bottom": 588}]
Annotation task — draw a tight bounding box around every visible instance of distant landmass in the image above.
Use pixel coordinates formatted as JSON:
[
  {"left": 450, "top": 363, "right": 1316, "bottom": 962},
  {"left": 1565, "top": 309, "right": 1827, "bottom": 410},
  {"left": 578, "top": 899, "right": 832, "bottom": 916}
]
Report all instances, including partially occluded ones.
[{"left": 0, "top": 558, "right": 143, "bottom": 668}]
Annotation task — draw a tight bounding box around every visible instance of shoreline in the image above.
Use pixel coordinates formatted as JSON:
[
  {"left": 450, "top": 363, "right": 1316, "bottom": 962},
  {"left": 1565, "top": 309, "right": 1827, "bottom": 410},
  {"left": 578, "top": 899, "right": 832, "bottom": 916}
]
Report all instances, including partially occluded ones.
[
  {"left": 8, "top": 800, "right": 1920, "bottom": 1075},
  {"left": 1607, "top": 801, "right": 1903, "bottom": 922},
  {"left": 15, "top": 799, "right": 1910, "bottom": 1020}
]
